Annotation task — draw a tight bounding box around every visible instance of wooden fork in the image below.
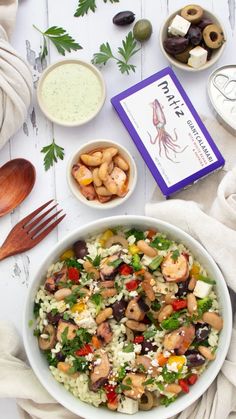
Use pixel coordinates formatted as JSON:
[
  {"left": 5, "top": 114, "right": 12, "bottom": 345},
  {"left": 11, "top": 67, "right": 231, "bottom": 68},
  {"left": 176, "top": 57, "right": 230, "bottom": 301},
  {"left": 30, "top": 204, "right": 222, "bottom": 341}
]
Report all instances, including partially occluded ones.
[{"left": 0, "top": 200, "right": 66, "bottom": 261}]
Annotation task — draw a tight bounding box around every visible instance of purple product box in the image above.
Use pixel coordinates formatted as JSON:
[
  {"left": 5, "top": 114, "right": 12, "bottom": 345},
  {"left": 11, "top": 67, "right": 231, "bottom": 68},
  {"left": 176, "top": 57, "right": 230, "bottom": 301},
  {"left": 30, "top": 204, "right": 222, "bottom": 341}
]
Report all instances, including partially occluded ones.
[{"left": 111, "top": 67, "right": 225, "bottom": 197}]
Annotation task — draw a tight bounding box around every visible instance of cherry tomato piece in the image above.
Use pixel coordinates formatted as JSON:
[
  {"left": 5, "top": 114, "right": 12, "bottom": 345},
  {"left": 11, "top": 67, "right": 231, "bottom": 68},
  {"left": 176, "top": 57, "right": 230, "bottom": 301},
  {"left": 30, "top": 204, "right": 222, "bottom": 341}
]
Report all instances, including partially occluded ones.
[
  {"left": 119, "top": 264, "right": 133, "bottom": 276},
  {"left": 68, "top": 267, "right": 80, "bottom": 282},
  {"left": 172, "top": 299, "right": 187, "bottom": 311},
  {"left": 179, "top": 379, "right": 189, "bottom": 393},
  {"left": 125, "top": 279, "right": 139, "bottom": 291}
]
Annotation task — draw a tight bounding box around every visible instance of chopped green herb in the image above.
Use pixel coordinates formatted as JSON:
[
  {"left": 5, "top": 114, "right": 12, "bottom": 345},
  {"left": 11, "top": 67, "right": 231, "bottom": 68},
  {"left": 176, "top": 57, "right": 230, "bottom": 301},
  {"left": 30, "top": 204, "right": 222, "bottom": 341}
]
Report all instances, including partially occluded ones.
[
  {"left": 90, "top": 293, "right": 103, "bottom": 314},
  {"left": 69, "top": 356, "right": 89, "bottom": 373},
  {"left": 33, "top": 302, "right": 40, "bottom": 318},
  {"left": 197, "top": 275, "right": 216, "bottom": 285},
  {"left": 171, "top": 249, "right": 180, "bottom": 262},
  {"left": 132, "top": 254, "right": 142, "bottom": 271},
  {"left": 143, "top": 378, "right": 155, "bottom": 386},
  {"left": 161, "top": 314, "right": 180, "bottom": 331},
  {"left": 33, "top": 328, "right": 41, "bottom": 337},
  {"left": 118, "top": 364, "right": 128, "bottom": 381},
  {"left": 125, "top": 229, "right": 145, "bottom": 242},
  {"left": 61, "top": 326, "right": 69, "bottom": 344},
  {"left": 151, "top": 300, "right": 161, "bottom": 312},
  {"left": 125, "top": 377, "right": 132, "bottom": 385},
  {"left": 146, "top": 311, "right": 156, "bottom": 324},
  {"left": 115, "top": 383, "right": 132, "bottom": 394},
  {"left": 51, "top": 308, "right": 59, "bottom": 316},
  {"left": 197, "top": 297, "right": 213, "bottom": 316},
  {"left": 92, "top": 254, "right": 101, "bottom": 267},
  {"left": 28, "top": 319, "right": 34, "bottom": 328},
  {"left": 65, "top": 259, "right": 83, "bottom": 270},
  {"left": 123, "top": 342, "right": 134, "bottom": 353},
  {"left": 61, "top": 328, "right": 91, "bottom": 357},
  {"left": 156, "top": 382, "right": 164, "bottom": 391},
  {"left": 44, "top": 350, "right": 58, "bottom": 367},
  {"left": 149, "top": 255, "right": 163, "bottom": 271},
  {"left": 63, "top": 312, "right": 70, "bottom": 321},
  {"left": 143, "top": 329, "right": 157, "bottom": 339},
  {"left": 150, "top": 236, "right": 172, "bottom": 250},
  {"left": 108, "top": 258, "right": 123, "bottom": 268},
  {"left": 136, "top": 363, "right": 146, "bottom": 373},
  {"left": 162, "top": 365, "right": 179, "bottom": 383},
  {"left": 160, "top": 395, "right": 177, "bottom": 407},
  {"left": 64, "top": 287, "right": 85, "bottom": 307}
]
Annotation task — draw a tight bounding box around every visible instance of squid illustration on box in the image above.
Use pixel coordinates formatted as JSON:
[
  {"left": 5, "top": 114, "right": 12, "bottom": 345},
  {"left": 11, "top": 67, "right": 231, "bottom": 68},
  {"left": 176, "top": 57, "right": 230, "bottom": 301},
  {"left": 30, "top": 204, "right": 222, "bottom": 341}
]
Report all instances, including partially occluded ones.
[{"left": 148, "top": 99, "right": 188, "bottom": 163}]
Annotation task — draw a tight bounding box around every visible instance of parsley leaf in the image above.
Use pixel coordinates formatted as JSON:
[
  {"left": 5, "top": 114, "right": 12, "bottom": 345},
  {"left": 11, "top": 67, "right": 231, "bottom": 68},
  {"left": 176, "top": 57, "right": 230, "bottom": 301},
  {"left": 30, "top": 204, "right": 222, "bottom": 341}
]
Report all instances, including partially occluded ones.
[
  {"left": 41, "top": 139, "right": 65, "bottom": 171},
  {"left": 171, "top": 250, "right": 180, "bottom": 262},
  {"left": 108, "top": 258, "right": 123, "bottom": 268},
  {"left": 90, "top": 293, "right": 103, "bottom": 314},
  {"left": 150, "top": 236, "right": 172, "bottom": 250},
  {"left": 33, "top": 25, "right": 82, "bottom": 60},
  {"left": 143, "top": 378, "right": 155, "bottom": 386},
  {"left": 69, "top": 356, "right": 89, "bottom": 373},
  {"left": 160, "top": 395, "right": 177, "bottom": 407},
  {"left": 123, "top": 342, "right": 134, "bottom": 352},
  {"left": 92, "top": 32, "right": 140, "bottom": 75},
  {"left": 65, "top": 259, "right": 83, "bottom": 271},
  {"left": 125, "top": 229, "right": 145, "bottom": 241},
  {"left": 74, "top": 0, "right": 119, "bottom": 17}
]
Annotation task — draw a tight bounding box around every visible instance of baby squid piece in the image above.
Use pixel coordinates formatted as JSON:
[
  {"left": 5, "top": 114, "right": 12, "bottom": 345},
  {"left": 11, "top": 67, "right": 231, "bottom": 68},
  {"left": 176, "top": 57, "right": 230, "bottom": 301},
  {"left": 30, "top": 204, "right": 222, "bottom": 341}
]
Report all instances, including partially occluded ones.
[
  {"left": 114, "top": 155, "right": 129, "bottom": 171},
  {"left": 142, "top": 274, "right": 156, "bottom": 301},
  {"left": 161, "top": 253, "right": 189, "bottom": 282},
  {"left": 202, "top": 312, "right": 223, "bottom": 331},
  {"left": 187, "top": 293, "right": 198, "bottom": 314},
  {"left": 84, "top": 260, "right": 100, "bottom": 280},
  {"left": 122, "top": 373, "right": 145, "bottom": 400},
  {"left": 126, "top": 319, "right": 147, "bottom": 332},
  {"left": 98, "top": 162, "right": 109, "bottom": 182},
  {"left": 80, "top": 184, "right": 96, "bottom": 201},
  {"left": 110, "top": 167, "right": 128, "bottom": 197},
  {"left": 164, "top": 324, "right": 195, "bottom": 355},
  {"left": 104, "top": 179, "right": 118, "bottom": 195},
  {"left": 80, "top": 153, "right": 102, "bottom": 166},
  {"left": 92, "top": 168, "right": 102, "bottom": 187},
  {"left": 125, "top": 299, "right": 145, "bottom": 321},
  {"left": 157, "top": 304, "right": 173, "bottom": 323},
  {"left": 72, "top": 164, "right": 93, "bottom": 186},
  {"left": 198, "top": 345, "right": 216, "bottom": 360},
  {"left": 137, "top": 240, "right": 157, "bottom": 257}
]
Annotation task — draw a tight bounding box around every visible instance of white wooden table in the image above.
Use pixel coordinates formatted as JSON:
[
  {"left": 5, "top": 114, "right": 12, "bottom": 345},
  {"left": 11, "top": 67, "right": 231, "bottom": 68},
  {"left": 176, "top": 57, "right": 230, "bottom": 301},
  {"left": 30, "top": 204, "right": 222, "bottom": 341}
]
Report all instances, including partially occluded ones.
[{"left": 1, "top": 0, "right": 235, "bottom": 416}]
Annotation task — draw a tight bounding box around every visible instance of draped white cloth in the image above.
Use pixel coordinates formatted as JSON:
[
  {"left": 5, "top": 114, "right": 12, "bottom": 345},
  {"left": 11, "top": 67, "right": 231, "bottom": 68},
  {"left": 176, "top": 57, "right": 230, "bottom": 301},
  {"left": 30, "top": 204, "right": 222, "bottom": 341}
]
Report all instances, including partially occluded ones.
[{"left": 0, "top": 0, "right": 32, "bottom": 150}]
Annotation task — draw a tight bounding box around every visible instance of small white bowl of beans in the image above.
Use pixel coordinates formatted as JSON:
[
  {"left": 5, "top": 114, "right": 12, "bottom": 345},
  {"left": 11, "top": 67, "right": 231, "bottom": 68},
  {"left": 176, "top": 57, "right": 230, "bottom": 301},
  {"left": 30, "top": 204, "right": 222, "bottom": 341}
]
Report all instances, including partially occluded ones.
[{"left": 67, "top": 139, "right": 137, "bottom": 209}]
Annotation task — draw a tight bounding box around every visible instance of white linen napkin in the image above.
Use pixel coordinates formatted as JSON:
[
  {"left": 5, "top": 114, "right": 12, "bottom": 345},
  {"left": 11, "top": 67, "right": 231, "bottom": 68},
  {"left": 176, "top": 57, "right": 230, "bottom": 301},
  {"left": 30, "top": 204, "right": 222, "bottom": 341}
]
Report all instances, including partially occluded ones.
[{"left": 0, "top": 0, "right": 33, "bottom": 150}]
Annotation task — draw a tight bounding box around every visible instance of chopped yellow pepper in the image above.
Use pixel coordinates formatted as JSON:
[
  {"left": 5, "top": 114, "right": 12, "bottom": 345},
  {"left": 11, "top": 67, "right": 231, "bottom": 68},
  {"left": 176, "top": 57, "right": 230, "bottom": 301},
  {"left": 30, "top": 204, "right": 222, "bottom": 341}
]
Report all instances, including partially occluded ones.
[
  {"left": 99, "top": 229, "right": 114, "bottom": 247},
  {"left": 128, "top": 244, "right": 140, "bottom": 255},
  {"left": 71, "top": 302, "right": 86, "bottom": 313},
  {"left": 167, "top": 355, "right": 186, "bottom": 371},
  {"left": 190, "top": 263, "right": 200, "bottom": 277},
  {"left": 60, "top": 249, "right": 75, "bottom": 261}
]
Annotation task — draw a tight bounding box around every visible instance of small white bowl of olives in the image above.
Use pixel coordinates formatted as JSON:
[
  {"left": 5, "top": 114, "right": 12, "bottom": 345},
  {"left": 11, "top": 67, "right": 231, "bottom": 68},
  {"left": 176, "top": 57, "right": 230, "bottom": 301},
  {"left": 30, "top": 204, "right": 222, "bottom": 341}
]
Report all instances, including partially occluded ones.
[{"left": 160, "top": 5, "right": 226, "bottom": 71}]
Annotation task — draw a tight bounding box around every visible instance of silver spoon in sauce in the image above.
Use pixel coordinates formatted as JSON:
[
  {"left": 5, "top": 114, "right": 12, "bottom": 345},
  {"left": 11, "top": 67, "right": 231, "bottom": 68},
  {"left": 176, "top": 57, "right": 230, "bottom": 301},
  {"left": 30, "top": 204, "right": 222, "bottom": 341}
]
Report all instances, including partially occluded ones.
[{"left": 0, "top": 158, "right": 36, "bottom": 217}]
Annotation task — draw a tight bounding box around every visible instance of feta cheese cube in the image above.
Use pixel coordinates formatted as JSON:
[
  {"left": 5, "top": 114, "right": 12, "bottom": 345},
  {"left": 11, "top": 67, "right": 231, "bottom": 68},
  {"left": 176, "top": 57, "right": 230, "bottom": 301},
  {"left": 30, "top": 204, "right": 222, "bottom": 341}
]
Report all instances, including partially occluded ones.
[
  {"left": 118, "top": 397, "right": 139, "bottom": 414},
  {"left": 168, "top": 15, "right": 191, "bottom": 37},
  {"left": 188, "top": 46, "right": 208, "bottom": 69},
  {"left": 193, "top": 280, "right": 213, "bottom": 298}
]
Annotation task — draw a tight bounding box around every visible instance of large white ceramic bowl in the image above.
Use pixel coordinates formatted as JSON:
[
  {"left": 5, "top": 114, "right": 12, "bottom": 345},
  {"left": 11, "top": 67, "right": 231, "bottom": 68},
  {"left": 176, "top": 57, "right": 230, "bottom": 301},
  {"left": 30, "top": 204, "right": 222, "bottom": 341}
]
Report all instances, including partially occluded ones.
[
  {"left": 159, "top": 7, "right": 226, "bottom": 72},
  {"left": 23, "top": 216, "right": 232, "bottom": 419}
]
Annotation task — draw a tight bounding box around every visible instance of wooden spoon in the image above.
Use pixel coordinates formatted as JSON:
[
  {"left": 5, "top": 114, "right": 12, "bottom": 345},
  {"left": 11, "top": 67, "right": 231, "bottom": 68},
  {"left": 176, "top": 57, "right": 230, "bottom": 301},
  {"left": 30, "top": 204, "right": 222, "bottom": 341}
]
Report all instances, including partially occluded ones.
[{"left": 0, "top": 158, "right": 36, "bottom": 217}]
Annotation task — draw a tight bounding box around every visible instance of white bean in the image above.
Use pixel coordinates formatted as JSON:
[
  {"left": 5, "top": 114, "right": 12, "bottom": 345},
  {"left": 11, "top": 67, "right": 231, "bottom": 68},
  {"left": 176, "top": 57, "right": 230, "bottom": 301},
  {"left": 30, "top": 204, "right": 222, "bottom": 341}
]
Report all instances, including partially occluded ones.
[
  {"left": 202, "top": 312, "right": 223, "bottom": 331},
  {"left": 54, "top": 288, "right": 72, "bottom": 301},
  {"left": 96, "top": 307, "right": 113, "bottom": 324},
  {"left": 92, "top": 168, "right": 102, "bottom": 187},
  {"left": 98, "top": 162, "right": 109, "bottom": 181},
  {"left": 114, "top": 155, "right": 129, "bottom": 171},
  {"left": 198, "top": 345, "right": 216, "bottom": 360},
  {"left": 137, "top": 240, "right": 157, "bottom": 257}
]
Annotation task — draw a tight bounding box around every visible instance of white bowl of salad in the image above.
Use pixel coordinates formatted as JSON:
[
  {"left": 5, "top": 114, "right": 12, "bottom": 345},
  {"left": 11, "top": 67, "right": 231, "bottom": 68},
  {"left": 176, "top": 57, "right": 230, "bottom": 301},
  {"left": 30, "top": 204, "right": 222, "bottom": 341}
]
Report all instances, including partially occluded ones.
[{"left": 23, "top": 216, "right": 232, "bottom": 418}]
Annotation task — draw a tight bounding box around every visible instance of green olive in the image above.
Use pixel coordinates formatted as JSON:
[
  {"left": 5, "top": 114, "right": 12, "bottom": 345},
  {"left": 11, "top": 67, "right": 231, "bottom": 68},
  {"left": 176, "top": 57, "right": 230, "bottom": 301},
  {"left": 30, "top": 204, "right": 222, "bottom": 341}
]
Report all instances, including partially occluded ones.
[{"left": 133, "top": 19, "right": 152, "bottom": 42}]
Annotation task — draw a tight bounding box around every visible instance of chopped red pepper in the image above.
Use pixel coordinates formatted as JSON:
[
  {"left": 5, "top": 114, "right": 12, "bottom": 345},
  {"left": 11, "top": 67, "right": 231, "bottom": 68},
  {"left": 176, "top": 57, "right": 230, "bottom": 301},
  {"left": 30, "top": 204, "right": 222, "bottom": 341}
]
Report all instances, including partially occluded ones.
[
  {"left": 125, "top": 279, "right": 139, "bottom": 291},
  {"left": 68, "top": 267, "right": 80, "bottom": 282},
  {"left": 188, "top": 374, "right": 198, "bottom": 385},
  {"left": 104, "top": 384, "right": 118, "bottom": 403},
  {"left": 179, "top": 379, "right": 189, "bottom": 393},
  {"left": 172, "top": 299, "right": 187, "bottom": 311},
  {"left": 119, "top": 264, "right": 133, "bottom": 276},
  {"left": 133, "top": 335, "right": 144, "bottom": 344},
  {"left": 75, "top": 344, "right": 93, "bottom": 357},
  {"left": 147, "top": 230, "right": 156, "bottom": 239}
]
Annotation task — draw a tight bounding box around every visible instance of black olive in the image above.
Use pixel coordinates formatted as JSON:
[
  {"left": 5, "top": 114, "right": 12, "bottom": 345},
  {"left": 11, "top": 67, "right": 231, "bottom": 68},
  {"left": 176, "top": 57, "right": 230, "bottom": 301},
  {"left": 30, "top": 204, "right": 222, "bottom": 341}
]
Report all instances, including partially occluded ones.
[
  {"left": 185, "top": 350, "right": 205, "bottom": 367},
  {"left": 195, "top": 323, "right": 210, "bottom": 342},
  {"left": 140, "top": 341, "right": 157, "bottom": 354},
  {"left": 163, "top": 37, "right": 189, "bottom": 55},
  {"left": 112, "top": 299, "right": 128, "bottom": 322},
  {"left": 176, "top": 278, "right": 190, "bottom": 297},
  {"left": 188, "top": 26, "right": 202, "bottom": 46},
  {"left": 113, "top": 11, "right": 135, "bottom": 26},
  {"left": 198, "top": 18, "right": 213, "bottom": 30},
  {"left": 47, "top": 312, "right": 62, "bottom": 325},
  {"left": 73, "top": 240, "right": 88, "bottom": 259},
  {"left": 56, "top": 351, "right": 66, "bottom": 362},
  {"left": 137, "top": 298, "right": 149, "bottom": 313}
]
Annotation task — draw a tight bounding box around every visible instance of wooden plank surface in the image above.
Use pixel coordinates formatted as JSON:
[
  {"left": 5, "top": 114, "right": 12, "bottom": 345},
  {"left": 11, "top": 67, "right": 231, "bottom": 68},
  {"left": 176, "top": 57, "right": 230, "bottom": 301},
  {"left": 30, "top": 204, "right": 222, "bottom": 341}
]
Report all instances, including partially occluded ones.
[{"left": 0, "top": 0, "right": 235, "bottom": 415}]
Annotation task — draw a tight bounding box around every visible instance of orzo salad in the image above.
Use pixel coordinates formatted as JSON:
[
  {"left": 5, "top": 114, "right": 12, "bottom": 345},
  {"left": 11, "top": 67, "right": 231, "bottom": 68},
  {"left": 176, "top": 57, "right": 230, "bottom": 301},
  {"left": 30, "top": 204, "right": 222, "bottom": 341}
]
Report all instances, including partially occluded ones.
[{"left": 33, "top": 227, "right": 223, "bottom": 414}]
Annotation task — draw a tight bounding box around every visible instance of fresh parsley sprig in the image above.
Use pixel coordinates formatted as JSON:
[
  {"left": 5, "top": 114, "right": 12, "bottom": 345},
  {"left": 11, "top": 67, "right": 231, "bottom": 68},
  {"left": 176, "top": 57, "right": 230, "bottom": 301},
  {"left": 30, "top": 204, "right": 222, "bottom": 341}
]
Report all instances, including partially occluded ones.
[
  {"left": 33, "top": 25, "right": 82, "bottom": 60},
  {"left": 74, "top": 0, "right": 119, "bottom": 17},
  {"left": 92, "top": 31, "right": 140, "bottom": 75},
  {"left": 41, "top": 139, "right": 65, "bottom": 171}
]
